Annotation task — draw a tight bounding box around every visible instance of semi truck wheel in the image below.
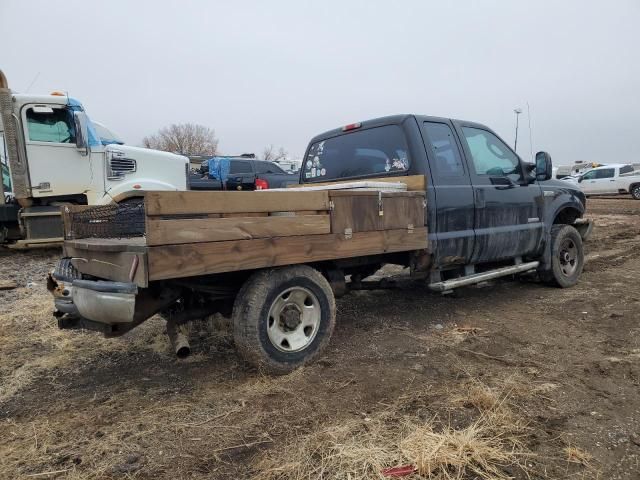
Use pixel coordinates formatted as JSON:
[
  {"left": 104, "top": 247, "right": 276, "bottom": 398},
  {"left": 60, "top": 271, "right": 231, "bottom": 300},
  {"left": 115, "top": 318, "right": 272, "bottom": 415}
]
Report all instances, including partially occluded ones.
[
  {"left": 540, "top": 225, "right": 584, "bottom": 288},
  {"left": 232, "top": 265, "right": 336, "bottom": 374},
  {"left": 630, "top": 184, "right": 640, "bottom": 200}
]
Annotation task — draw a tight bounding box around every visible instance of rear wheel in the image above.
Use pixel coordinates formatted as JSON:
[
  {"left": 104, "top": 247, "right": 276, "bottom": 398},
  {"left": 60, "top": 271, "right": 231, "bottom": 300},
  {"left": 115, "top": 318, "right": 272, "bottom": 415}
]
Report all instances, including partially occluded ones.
[
  {"left": 540, "top": 225, "right": 584, "bottom": 288},
  {"left": 232, "top": 265, "right": 336, "bottom": 374},
  {"left": 630, "top": 184, "right": 640, "bottom": 200}
]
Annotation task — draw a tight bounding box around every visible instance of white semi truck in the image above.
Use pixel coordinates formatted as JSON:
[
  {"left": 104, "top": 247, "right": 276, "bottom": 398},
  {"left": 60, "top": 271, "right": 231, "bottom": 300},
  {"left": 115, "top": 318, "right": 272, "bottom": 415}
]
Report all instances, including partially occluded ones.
[{"left": 0, "top": 69, "right": 188, "bottom": 247}]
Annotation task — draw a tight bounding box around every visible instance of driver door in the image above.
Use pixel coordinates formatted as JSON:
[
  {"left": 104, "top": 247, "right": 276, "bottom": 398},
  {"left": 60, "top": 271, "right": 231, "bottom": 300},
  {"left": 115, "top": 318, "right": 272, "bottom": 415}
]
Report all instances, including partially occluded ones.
[
  {"left": 21, "top": 104, "right": 91, "bottom": 198},
  {"left": 455, "top": 123, "right": 544, "bottom": 264}
]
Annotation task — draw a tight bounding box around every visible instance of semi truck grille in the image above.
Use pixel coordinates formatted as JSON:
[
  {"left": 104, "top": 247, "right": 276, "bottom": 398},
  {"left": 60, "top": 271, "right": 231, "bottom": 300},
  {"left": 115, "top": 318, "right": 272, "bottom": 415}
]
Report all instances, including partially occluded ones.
[{"left": 107, "top": 157, "right": 137, "bottom": 179}]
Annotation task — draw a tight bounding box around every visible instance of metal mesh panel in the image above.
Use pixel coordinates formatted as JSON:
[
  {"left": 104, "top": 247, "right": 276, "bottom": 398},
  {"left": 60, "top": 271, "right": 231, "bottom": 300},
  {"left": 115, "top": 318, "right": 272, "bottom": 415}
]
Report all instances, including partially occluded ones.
[{"left": 66, "top": 199, "right": 145, "bottom": 239}]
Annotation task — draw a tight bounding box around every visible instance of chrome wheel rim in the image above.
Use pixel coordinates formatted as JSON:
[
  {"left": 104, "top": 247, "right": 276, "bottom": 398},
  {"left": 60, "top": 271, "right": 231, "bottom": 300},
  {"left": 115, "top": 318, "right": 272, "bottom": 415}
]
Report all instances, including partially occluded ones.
[
  {"left": 632, "top": 186, "right": 640, "bottom": 199},
  {"left": 267, "top": 287, "right": 320, "bottom": 352},
  {"left": 559, "top": 238, "right": 578, "bottom": 276}
]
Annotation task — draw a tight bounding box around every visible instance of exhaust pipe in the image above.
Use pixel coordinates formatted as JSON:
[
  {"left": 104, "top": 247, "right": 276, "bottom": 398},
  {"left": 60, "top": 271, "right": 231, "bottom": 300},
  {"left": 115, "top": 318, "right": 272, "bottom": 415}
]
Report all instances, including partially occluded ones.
[{"left": 166, "top": 319, "right": 191, "bottom": 358}]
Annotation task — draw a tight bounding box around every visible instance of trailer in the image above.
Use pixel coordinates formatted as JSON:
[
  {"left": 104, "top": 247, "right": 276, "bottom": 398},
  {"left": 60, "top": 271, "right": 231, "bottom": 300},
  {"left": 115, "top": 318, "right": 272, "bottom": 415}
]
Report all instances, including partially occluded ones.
[{"left": 50, "top": 175, "right": 428, "bottom": 372}]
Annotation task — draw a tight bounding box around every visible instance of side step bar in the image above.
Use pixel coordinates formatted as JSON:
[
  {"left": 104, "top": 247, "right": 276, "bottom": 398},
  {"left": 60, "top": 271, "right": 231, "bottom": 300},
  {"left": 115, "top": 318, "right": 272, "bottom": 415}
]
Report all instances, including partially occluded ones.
[{"left": 428, "top": 261, "right": 539, "bottom": 292}]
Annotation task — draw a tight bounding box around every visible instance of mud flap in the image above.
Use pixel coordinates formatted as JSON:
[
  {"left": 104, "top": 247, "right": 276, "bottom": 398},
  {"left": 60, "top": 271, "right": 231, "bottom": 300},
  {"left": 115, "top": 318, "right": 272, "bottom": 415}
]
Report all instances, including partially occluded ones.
[{"left": 572, "top": 218, "right": 593, "bottom": 241}]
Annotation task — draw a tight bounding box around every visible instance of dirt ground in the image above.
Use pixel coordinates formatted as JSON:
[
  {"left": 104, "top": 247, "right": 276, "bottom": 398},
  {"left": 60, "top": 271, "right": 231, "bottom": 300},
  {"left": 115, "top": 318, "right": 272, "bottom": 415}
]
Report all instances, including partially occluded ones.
[{"left": 1, "top": 197, "right": 639, "bottom": 479}]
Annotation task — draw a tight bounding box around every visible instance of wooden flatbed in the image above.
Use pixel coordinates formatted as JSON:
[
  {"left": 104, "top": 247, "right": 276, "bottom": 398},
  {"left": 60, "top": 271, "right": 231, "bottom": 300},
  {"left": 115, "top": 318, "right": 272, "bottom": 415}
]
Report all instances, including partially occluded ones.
[{"left": 62, "top": 176, "right": 429, "bottom": 288}]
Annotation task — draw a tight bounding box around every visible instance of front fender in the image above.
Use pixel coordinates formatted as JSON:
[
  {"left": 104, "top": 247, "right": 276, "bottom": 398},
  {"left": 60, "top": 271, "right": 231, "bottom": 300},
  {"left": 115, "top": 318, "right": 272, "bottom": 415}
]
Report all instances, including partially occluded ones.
[
  {"left": 537, "top": 183, "right": 587, "bottom": 271},
  {"left": 99, "top": 179, "right": 183, "bottom": 205},
  {"left": 541, "top": 187, "right": 586, "bottom": 229}
]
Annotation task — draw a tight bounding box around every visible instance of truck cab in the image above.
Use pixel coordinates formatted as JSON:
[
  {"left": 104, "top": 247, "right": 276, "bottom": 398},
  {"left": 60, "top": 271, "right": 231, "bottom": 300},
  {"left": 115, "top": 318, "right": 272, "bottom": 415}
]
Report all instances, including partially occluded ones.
[
  {"left": 300, "top": 114, "right": 590, "bottom": 279},
  {"left": 0, "top": 71, "right": 188, "bottom": 246}
]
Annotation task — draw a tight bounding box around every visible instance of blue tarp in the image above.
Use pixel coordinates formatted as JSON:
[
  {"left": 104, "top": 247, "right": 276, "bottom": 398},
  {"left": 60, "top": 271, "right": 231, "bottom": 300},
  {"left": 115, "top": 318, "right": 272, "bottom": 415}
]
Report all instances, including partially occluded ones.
[
  {"left": 207, "top": 157, "right": 231, "bottom": 181},
  {"left": 67, "top": 97, "right": 101, "bottom": 147}
]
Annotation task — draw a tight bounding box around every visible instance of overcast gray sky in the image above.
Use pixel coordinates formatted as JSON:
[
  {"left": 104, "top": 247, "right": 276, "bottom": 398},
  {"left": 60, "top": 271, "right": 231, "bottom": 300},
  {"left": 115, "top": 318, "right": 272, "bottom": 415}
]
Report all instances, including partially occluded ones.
[{"left": 2, "top": 0, "right": 638, "bottom": 164}]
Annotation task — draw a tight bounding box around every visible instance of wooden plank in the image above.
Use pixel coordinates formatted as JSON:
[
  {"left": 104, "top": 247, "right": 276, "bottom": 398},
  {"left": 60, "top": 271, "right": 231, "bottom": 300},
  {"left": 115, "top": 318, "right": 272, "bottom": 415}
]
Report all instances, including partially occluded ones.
[
  {"left": 145, "top": 190, "right": 330, "bottom": 216},
  {"left": 146, "top": 215, "right": 331, "bottom": 246},
  {"left": 330, "top": 194, "right": 380, "bottom": 234},
  {"left": 64, "top": 244, "right": 148, "bottom": 287},
  {"left": 382, "top": 195, "right": 425, "bottom": 230},
  {"left": 147, "top": 227, "right": 428, "bottom": 281},
  {"left": 288, "top": 174, "right": 426, "bottom": 191},
  {"left": 329, "top": 191, "right": 426, "bottom": 233},
  {"left": 64, "top": 237, "right": 147, "bottom": 253}
]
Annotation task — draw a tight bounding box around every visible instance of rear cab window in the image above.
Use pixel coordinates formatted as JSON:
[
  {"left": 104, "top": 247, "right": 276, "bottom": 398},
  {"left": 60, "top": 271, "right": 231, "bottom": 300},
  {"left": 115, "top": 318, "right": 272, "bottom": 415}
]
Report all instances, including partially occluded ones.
[{"left": 302, "top": 125, "right": 410, "bottom": 182}]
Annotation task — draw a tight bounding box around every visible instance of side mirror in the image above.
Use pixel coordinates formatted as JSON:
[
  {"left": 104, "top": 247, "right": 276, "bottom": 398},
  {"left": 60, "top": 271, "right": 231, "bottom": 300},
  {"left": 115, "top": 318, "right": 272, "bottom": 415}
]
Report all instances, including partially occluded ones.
[
  {"left": 577, "top": 176, "right": 584, "bottom": 183},
  {"left": 535, "top": 151, "right": 552, "bottom": 181},
  {"left": 73, "top": 111, "right": 90, "bottom": 157}
]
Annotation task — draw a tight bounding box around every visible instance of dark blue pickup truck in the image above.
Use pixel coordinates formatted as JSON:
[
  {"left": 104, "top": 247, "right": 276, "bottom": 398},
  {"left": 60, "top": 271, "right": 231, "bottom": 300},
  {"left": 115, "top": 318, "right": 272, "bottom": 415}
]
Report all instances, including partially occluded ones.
[
  {"left": 50, "top": 113, "right": 591, "bottom": 374},
  {"left": 189, "top": 157, "right": 297, "bottom": 191},
  {"left": 301, "top": 114, "right": 591, "bottom": 288}
]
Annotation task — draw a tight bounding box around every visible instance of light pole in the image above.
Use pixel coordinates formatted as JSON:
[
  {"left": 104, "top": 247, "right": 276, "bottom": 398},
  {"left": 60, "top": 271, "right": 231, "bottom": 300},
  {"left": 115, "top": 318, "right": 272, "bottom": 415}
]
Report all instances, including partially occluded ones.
[{"left": 513, "top": 108, "right": 522, "bottom": 152}]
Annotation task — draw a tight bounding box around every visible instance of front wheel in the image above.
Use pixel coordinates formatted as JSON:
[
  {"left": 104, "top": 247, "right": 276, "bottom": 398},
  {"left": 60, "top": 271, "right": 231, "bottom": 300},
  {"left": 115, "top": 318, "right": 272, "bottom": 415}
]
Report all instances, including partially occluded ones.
[
  {"left": 540, "top": 225, "right": 584, "bottom": 288},
  {"left": 630, "top": 184, "right": 640, "bottom": 200},
  {"left": 232, "top": 265, "right": 336, "bottom": 374}
]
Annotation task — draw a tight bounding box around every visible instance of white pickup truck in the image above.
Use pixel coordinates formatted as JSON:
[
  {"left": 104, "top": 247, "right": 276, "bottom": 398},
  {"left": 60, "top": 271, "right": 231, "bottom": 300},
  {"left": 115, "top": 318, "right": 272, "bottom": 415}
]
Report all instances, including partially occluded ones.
[{"left": 563, "top": 164, "right": 640, "bottom": 199}]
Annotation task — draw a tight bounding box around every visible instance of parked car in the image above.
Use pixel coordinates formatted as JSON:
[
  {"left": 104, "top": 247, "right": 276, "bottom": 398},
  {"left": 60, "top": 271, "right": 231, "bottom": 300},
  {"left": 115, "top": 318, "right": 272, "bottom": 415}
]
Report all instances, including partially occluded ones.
[
  {"left": 563, "top": 164, "right": 640, "bottom": 199},
  {"left": 188, "top": 157, "right": 298, "bottom": 190}
]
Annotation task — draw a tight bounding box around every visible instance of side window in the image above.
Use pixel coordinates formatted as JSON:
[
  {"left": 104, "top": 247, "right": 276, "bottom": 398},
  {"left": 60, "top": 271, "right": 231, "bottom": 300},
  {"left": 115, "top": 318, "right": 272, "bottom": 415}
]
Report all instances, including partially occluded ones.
[
  {"left": 581, "top": 170, "right": 596, "bottom": 180},
  {"left": 423, "top": 122, "right": 465, "bottom": 176},
  {"left": 255, "top": 162, "right": 285, "bottom": 174},
  {"left": 26, "top": 107, "right": 75, "bottom": 143},
  {"left": 461, "top": 127, "right": 520, "bottom": 178},
  {"left": 619, "top": 165, "right": 634, "bottom": 175},
  {"left": 596, "top": 168, "right": 615, "bottom": 179},
  {"left": 229, "top": 160, "right": 253, "bottom": 174}
]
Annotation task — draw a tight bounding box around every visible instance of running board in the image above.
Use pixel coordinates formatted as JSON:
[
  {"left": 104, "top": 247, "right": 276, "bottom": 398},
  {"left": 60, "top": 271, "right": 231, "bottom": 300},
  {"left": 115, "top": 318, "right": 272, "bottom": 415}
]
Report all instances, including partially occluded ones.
[{"left": 428, "top": 261, "right": 539, "bottom": 292}]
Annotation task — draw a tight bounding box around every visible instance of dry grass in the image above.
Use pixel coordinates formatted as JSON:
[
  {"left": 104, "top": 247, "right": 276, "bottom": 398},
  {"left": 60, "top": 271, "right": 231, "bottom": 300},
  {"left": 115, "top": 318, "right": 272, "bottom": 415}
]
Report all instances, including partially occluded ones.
[
  {"left": 254, "top": 385, "right": 530, "bottom": 480},
  {"left": 564, "top": 446, "right": 593, "bottom": 467}
]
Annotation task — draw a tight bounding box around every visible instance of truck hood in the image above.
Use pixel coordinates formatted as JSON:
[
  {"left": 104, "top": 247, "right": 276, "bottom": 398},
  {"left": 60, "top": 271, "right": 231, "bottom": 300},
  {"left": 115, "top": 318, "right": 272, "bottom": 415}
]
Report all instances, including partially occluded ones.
[
  {"left": 105, "top": 144, "right": 188, "bottom": 165},
  {"left": 103, "top": 144, "right": 189, "bottom": 193},
  {"left": 539, "top": 178, "right": 587, "bottom": 209}
]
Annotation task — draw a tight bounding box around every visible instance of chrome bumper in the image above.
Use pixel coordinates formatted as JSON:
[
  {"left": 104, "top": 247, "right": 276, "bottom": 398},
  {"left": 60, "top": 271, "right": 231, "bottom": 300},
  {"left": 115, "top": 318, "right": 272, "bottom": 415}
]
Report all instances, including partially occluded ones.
[{"left": 49, "top": 275, "right": 138, "bottom": 325}]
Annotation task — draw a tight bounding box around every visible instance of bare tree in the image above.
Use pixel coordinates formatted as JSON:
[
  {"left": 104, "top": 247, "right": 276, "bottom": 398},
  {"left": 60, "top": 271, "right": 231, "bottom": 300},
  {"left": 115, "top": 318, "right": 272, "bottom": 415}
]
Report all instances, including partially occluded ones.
[
  {"left": 262, "top": 145, "right": 288, "bottom": 162},
  {"left": 142, "top": 123, "right": 219, "bottom": 156}
]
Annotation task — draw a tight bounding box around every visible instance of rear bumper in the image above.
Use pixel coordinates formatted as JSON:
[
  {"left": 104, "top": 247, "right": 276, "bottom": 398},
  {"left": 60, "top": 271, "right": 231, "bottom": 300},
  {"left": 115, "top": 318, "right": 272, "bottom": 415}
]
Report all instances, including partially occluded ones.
[
  {"left": 73, "top": 279, "right": 138, "bottom": 324},
  {"left": 49, "top": 275, "right": 138, "bottom": 325}
]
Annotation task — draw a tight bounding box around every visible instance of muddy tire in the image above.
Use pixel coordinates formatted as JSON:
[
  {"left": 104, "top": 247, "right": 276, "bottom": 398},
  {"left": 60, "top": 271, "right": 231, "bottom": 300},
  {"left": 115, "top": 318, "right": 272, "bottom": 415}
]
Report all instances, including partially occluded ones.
[
  {"left": 540, "top": 225, "right": 584, "bottom": 288},
  {"left": 232, "top": 265, "right": 336, "bottom": 374},
  {"left": 630, "top": 184, "right": 640, "bottom": 200}
]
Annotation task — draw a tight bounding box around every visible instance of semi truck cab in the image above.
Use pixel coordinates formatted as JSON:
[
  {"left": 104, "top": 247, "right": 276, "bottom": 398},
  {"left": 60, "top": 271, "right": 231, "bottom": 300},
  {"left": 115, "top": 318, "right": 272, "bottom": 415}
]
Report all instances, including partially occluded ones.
[{"left": 0, "top": 70, "right": 188, "bottom": 246}]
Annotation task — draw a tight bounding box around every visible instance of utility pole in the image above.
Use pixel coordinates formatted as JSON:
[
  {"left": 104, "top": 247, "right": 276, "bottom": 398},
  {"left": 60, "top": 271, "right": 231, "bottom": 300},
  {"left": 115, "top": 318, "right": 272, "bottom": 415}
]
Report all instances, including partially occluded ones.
[{"left": 513, "top": 108, "right": 522, "bottom": 152}]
